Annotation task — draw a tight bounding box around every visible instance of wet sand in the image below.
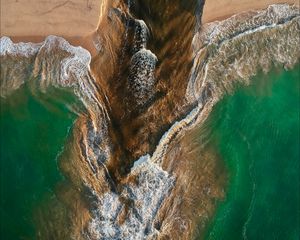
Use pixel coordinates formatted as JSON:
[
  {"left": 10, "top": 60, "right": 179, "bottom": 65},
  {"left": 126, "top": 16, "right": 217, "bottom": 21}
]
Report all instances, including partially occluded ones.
[
  {"left": 1, "top": 0, "right": 298, "bottom": 54},
  {"left": 202, "top": 0, "right": 298, "bottom": 23},
  {"left": 0, "top": 0, "right": 107, "bottom": 55},
  {"left": 1, "top": 1, "right": 299, "bottom": 239}
]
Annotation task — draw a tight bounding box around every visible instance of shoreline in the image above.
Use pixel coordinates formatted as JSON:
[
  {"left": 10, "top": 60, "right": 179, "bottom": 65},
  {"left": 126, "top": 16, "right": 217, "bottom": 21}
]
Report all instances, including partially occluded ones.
[
  {"left": 1, "top": 1, "right": 299, "bottom": 239},
  {"left": 1, "top": 1, "right": 298, "bottom": 55},
  {"left": 202, "top": 0, "right": 298, "bottom": 23},
  {"left": 7, "top": 35, "right": 99, "bottom": 57},
  {"left": 0, "top": 0, "right": 109, "bottom": 56}
]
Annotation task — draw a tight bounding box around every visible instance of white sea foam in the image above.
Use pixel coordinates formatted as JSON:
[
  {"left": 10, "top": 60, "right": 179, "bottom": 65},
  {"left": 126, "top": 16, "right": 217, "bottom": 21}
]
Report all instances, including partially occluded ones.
[
  {"left": 88, "top": 160, "right": 174, "bottom": 240},
  {"left": 133, "top": 19, "right": 150, "bottom": 52},
  {"left": 128, "top": 18, "right": 158, "bottom": 106},
  {"left": 0, "top": 36, "right": 41, "bottom": 57},
  {"left": 128, "top": 48, "right": 158, "bottom": 104},
  {"left": 1, "top": 4, "right": 299, "bottom": 239},
  {"left": 187, "top": 5, "right": 300, "bottom": 102},
  {"left": 0, "top": 35, "right": 112, "bottom": 182},
  {"left": 132, "top": 154, "right": 150, "bottom": 170},
  {"left": 86, "top": 5, "right": 300, "bottom": 239},
  {"left": 0, "top": 35, "right": 94, "bottom": 101}
]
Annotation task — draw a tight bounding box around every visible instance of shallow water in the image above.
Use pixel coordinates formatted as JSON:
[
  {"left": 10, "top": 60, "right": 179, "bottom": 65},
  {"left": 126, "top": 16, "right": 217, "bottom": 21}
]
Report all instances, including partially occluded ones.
[
  {"left": 0, "top": 84, "right": 78, "bottom": 240},
  {"left": 204, "top": 65, "right": 300, "bottom": 240}
]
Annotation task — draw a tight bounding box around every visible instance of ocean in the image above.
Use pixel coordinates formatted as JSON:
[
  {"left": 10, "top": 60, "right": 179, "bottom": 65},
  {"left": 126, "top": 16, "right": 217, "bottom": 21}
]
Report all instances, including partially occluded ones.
[
  {"left": 0, "top": 84, "right": 78, "bottom": 240},
  {"left": 203, "top": 65, "right": 300, "bottom": 240}
]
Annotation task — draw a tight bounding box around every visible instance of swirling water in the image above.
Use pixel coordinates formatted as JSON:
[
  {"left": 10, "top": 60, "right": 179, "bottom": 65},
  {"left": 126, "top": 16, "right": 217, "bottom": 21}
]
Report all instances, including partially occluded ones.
[
  {"left": 203, "top": 65, "right": 300, "bottom": 240},
  {"left": 0, "top": 84, "right": 78, "bottom": 239}
]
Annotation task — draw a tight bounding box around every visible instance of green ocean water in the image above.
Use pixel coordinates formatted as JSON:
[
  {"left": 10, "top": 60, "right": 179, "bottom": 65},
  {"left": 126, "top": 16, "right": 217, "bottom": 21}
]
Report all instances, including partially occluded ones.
[
  {"left": 204, "top": 66, "right": 300, "bottom": 240},
  {"left": 0, "top": 84, "right": 78, "bottom": 240}
]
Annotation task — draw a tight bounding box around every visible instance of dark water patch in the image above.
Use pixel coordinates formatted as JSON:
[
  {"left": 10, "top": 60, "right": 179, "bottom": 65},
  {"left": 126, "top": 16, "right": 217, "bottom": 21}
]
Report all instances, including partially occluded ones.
[
  {"left": 202, "top": 65, "right": 300, "bottom": 240},
  {"left": 0, "top": 84, "right": 79, "bottom": 240}
]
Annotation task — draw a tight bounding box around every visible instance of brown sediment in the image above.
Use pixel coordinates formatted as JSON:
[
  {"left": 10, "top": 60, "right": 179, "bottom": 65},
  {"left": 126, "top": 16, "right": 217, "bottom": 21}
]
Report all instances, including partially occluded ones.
[
  {"left": 1, "top": 0, "right": 298, "bottom": 57},
  {"left": 153, "top": 126, "right": 227, "bottom": 240},
  {"left": 33, "top": 183, "right": 92, "bottom": 240},
  {"left": 90, "top": 0, "right": 201, "bottom": 178},
  {"left": 2, "top": 0, "right": 298, "bottom": 55},
  {"left": 1, "top": 1, "right": 300, "bottom": 239}
]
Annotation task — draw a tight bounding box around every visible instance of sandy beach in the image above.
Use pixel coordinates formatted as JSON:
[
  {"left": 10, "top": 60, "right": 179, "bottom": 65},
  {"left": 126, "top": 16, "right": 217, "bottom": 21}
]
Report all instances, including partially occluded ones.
[
  {"left": 1, "top": 0, "right": 298, "bottom": 50},
  {"left": 0, "top": 0, "right": 110, "bottom": 55},
  {"left": 202, "top": 0, "right": 298, "bottom": 23},
  {"left": 1, "top": 0, "right": 103, "bottom": 37},
  {"left": 1, "top": 0, "right": 299, "bottom": 239}
]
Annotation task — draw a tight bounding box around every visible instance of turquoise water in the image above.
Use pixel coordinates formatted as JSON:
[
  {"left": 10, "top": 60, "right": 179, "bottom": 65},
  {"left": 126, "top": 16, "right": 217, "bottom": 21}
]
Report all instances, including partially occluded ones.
[
  {"left": 0, "top": 84, "right": 78, "bottom": 240},
  {"left": 204, "top": 66, "right": 300, "bottom": 240}
]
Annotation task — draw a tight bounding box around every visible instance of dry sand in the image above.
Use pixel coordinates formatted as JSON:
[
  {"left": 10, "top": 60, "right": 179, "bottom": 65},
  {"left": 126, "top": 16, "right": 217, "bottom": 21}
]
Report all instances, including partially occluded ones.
[
  {"left": 202, "top": 0, "right": 298, "bottom": 23},
  {"left": 1, "top": 0, "right": 104, "bottom": 37},
  {"left": 0, "top": 0, "right": 108, "bottom": 54},
  {"left": 0, "top": 0, "right": 298, "bottom": 52}
]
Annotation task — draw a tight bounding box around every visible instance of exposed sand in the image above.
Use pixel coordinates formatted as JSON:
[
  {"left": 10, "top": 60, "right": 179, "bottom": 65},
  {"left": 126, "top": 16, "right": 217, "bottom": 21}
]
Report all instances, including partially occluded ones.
[
  {"left": 0, "top": 0, "right": 109, "bottom": 55},
  {"left": 1, "top": 0, "right": 298, "bottom": 54},
  {"left": 202, "top": 0, "right": 298, "bottom": 23},
  {"left": 0, "top": 0, "right": 103, "bottom": 37}
]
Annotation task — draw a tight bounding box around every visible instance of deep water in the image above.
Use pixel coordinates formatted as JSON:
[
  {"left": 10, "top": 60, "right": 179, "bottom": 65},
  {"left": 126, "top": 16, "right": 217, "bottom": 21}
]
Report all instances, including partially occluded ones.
[
  {"left": 0, "top": 84, "right": 78, "bottom": 240},
  {"left": 204, "top": 65, "right": 300, "bottom": 240}
]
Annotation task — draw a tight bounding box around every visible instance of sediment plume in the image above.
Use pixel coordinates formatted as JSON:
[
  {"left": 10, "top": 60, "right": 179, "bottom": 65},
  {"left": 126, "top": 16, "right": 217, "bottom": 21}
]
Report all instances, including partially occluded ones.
[{"left": 0, "top": 1, "right": 299, "bottom": 239}]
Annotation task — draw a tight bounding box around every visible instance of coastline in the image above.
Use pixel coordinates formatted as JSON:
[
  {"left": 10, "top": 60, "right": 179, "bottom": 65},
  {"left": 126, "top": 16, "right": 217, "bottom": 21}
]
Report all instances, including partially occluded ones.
[
  {"left": 0, "top": 1, "right": 299, "bottom": 239},
  {"left": 202, "top": 0, "right": 298, "bottom": 23},
  {"left": 0, "top": 0, "right": 109, "bottom": 56},
  {"left": 1, "top": 0, "right": 298, "bottom": 55},
  {"left": 7, "top": 35, "right": 99, "bottom": 57}
]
